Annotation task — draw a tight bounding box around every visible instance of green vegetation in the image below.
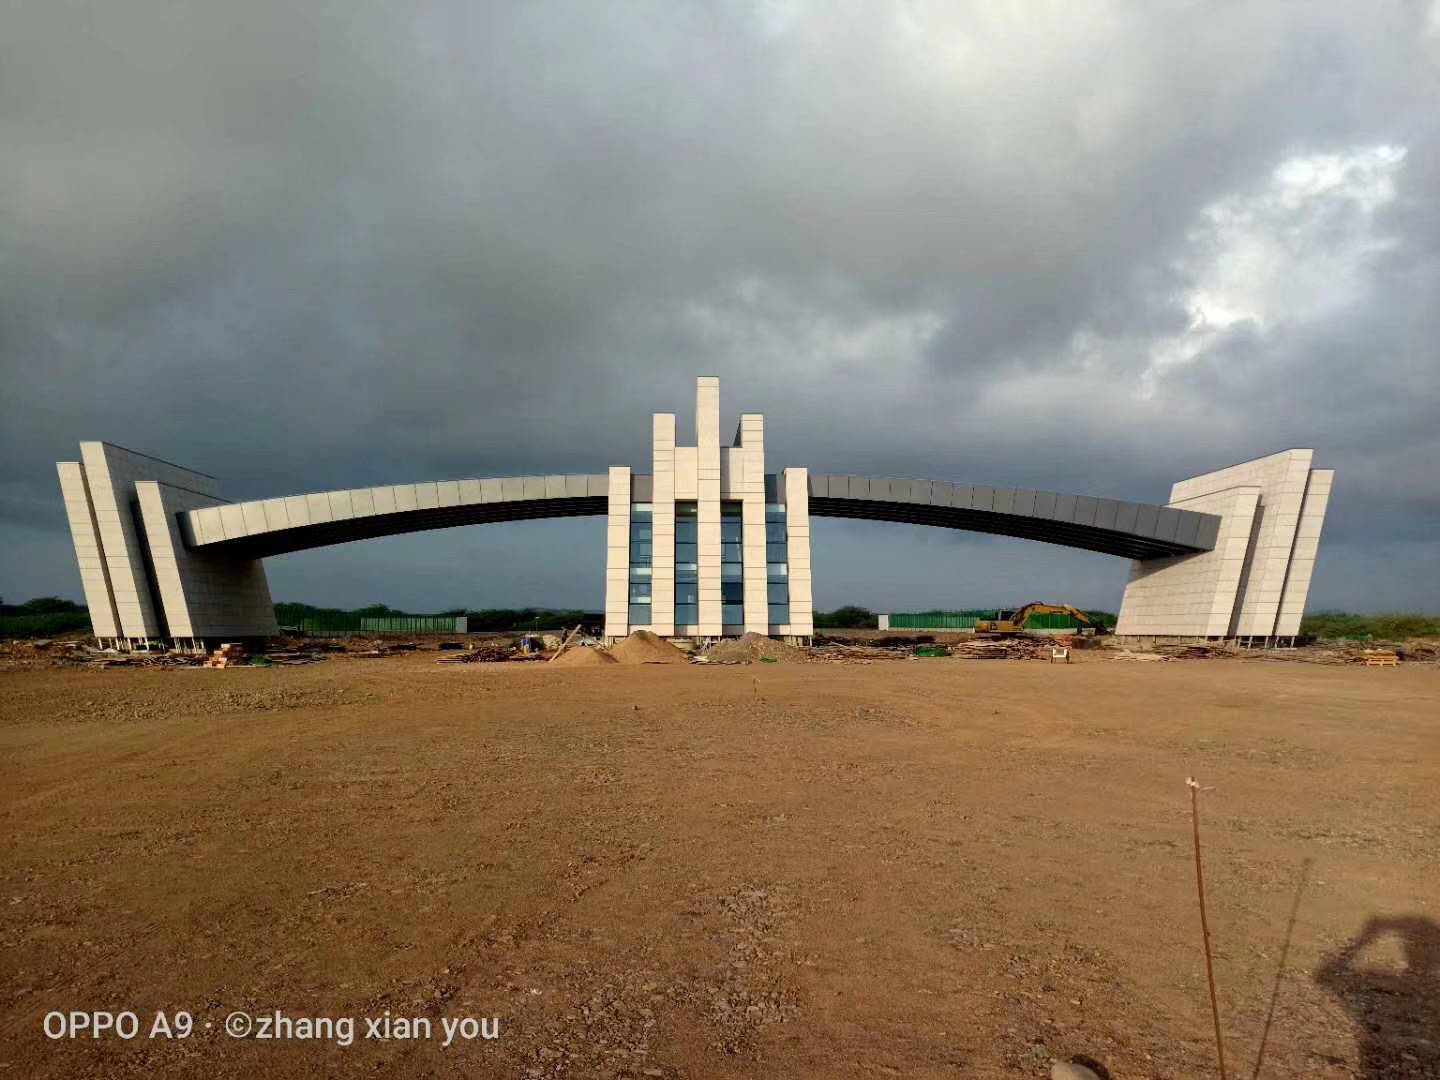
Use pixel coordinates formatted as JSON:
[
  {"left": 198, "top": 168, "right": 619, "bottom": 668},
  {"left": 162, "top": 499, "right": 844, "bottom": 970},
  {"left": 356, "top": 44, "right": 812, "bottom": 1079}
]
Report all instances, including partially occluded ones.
[
  {"left": 0, "top": 596, "right": 91, "bottom": 638},
  {"left": 1300, "top": 612, "right": 1440, "bottom": 640},
  {"left": 813, "top": 606, "right": 879, "bottom": 629},
  {"left": 274, "top": 601, "right": 600, "bottom": 633}
]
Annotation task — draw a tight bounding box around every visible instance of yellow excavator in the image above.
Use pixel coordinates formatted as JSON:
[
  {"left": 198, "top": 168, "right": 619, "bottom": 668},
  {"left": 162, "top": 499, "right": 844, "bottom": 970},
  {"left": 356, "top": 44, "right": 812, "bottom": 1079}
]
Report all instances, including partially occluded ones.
[{"left": 974, "top": 602, "right": 1096, "bottom": 636}]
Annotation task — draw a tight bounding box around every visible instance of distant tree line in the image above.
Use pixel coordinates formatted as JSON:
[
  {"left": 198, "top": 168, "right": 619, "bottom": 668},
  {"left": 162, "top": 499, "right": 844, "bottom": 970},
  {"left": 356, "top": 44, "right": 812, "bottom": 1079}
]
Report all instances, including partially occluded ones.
[
  {"left": 812, "top": 605, "right": 1120, "bottom": 629},
  {"left": 1300, "top": 612, "right": 1440, "bottom": 640},
  {"left": 7, "top": 595, "right": 1435, "bottom": 641},
  {"left": 273, "top": 601, "right": 601, "bottom": 633},
  {"left": 0, "top": 596, "right": 91, "bottom": 637}
]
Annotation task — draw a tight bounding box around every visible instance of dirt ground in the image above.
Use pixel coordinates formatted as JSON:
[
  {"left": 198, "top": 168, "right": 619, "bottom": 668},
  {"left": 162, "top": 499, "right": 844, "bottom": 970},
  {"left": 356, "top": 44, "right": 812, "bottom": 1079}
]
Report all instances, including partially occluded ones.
[{"left": 1, "top": 654, "right": 1436, "bottom": 1079}]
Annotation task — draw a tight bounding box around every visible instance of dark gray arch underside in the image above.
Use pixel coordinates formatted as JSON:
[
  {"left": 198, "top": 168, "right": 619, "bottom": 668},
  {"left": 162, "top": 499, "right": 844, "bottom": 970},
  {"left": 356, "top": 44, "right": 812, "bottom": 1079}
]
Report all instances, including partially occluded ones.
[
  {"left": 805, "top": 475, "right": 1218, "bottom": 560},
  {"left": 190, "top": 474, "right": 1216, "bottom": 562},
  {"left": 208, "top": 496, "right": 607, "bottom": 559}
]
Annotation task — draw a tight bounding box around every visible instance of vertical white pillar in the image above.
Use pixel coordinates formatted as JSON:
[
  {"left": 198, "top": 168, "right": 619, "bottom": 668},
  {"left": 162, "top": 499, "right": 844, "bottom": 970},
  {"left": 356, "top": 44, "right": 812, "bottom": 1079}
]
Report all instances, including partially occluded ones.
[
  {"left": 783, "top": 467, "right": 814, "bottom": 636},
  {"left": 80, "top": 442, "right": 167, "bottom": 639},
  {"left": 604, "top": 466, "right": 631, "bottom": 638},
  {"left": 737, "top": 415, "right": 768, "bottom": 633},
  {"left": 135, "top": 480, "right": 277, "bottom": 640},
  {"left": 695, "top": 376, "right": 722, "bottom": 635},
  {"left": 1275, "top": 469, "right": 1333, "bottom": 637},
  {"left": 650, "top": 413, "right": 677, "bottom": 636},
  {"left": 56, "top": 461, "right": 121, "bottom": 638}
]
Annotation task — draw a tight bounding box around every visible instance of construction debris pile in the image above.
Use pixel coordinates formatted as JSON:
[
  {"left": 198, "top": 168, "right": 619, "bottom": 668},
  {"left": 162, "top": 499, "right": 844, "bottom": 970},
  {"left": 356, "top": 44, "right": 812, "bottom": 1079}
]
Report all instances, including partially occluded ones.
[
  {"left": 204, "top": 643, "right": 247, "bottom": 668},
  {"left": 609, "top": 630, "right": 689, "bottom": 665},
  {"left": 701, "top": 632, "right": 808, "bottom": 664},
  {"left": 808, "top": 635, "right": 1064, "bottom": 662},
  {"left": 550, "top": 645, "right": 618, "bottom": 667}
]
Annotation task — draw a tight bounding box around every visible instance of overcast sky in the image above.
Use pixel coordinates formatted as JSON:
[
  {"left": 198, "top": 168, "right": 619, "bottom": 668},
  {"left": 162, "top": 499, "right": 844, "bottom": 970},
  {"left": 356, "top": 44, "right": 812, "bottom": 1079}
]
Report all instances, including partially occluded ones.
[{"left": 3, "top": 1, "right": 1438, "bottom": 614}]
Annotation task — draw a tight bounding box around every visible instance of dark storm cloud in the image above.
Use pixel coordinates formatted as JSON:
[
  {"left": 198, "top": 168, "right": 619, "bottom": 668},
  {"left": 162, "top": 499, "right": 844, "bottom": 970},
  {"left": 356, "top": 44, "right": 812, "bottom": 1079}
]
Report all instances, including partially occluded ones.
[{"left": 3, "top": 1, "right": 1437, "bottom": 611}]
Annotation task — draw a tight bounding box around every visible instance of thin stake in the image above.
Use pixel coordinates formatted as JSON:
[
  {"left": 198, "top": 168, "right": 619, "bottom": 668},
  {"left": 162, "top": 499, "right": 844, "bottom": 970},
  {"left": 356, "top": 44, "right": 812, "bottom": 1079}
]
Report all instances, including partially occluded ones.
[{"left": 1188, "top": 776, "right": 1228, "bottom": 1080}]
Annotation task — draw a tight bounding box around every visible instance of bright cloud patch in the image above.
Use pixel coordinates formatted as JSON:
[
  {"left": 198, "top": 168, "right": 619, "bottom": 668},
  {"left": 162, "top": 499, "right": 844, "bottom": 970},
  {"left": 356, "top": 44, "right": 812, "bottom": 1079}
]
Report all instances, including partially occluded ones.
[{"left": 1145, "top": 144, "right": 1408, "bottom": 380}]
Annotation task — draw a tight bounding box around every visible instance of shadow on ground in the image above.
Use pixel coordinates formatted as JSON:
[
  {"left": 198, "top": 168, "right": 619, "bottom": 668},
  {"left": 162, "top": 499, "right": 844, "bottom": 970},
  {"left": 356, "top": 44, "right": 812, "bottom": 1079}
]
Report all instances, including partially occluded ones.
[{"left": 1316, "top": 915, "right": 1440, "bottom": 1079}]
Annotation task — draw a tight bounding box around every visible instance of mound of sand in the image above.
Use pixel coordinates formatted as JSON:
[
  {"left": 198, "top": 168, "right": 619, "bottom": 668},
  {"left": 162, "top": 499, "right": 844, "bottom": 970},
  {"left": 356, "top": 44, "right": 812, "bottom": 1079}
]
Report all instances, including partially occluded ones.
[
  {"left": 703, "top": 632, "right": 808, "bottom": 664},
  {"left": 610, "top": 630, "right": 690, "bottom": 665},
  {"left": 551, "top": 646, "right": 618, "bottom": 667}
]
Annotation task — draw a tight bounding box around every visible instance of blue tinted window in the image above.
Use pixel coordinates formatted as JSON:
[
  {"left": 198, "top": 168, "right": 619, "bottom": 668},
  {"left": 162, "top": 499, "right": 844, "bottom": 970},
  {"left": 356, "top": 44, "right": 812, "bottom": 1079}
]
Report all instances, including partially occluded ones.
[
  {"left": 768, "top": 604, "right": 789, "bottom": 624},
  {"left": 721, "top": 581, "right": 743, "bottom": 604},
  {"left": 630, "top": 522, "right": 653, "bottom": 541},
  {"left": 765, "top": 522, "right": 786, "bottom": 543},
  {"left": 720, "top": 562, "right": 742, "bottom": 580},
  {"left": 722, "top": 604, "right": 744, "bottom": 625},
  {"left": 675, "top": 542, "right": 697, "bottom": 563},
  {"left": 630, "top": 540, "right": 652, "bottom": 561},
  {"left": 721, "top": 542, "right": 742, "bottom": 563},
  {"left": 721, "top": 521, "right": 743, "bottom": 542},
  {"left": 675, "top": 583, "right": 699, "bottom": 605},
  {"left": 629, "top": 565, "right": 652, "bottom": 581},
  {"left": 767, "top": 582, "right": 788, "bottom": 605},
  {"left": 629, "top": 583, "right": 651, "bottom": 603},
  {"left": 675, "top": 519, "right": 697, "bottom": 541},
  {"left": 628, "top": 604, "right": 651, "bottom": 625},
  {"left": 765, "top": 542, "right": 787, "bottom": 562},
  {"left": 767, "top": 563, "right": 787, "bottom": 580},
  {"left": 676, "top": 565, "right": 698, "bottom": 583},
  {"left": 675, "top": 604, "right": 699, "bottom": 625}
]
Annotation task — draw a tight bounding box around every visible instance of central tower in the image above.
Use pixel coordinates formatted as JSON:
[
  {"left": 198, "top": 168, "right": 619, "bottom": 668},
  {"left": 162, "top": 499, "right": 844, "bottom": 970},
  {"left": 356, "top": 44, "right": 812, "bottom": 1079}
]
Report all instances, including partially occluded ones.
[{"left": 603, "top": 377, "right": 814, "bottom": 642}]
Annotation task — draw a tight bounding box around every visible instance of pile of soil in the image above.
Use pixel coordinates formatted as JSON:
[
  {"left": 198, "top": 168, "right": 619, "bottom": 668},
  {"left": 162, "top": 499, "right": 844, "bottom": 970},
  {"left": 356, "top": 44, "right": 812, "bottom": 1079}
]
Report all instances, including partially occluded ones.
[
  {"left": 610, "top": 630, "right": 689, "bottom": 665},
  {"left": 550, "top": 646, "right": 618, "bottom": 667},
  {"left": 703, "top": 632, "right": 808, "bottom": 664}
]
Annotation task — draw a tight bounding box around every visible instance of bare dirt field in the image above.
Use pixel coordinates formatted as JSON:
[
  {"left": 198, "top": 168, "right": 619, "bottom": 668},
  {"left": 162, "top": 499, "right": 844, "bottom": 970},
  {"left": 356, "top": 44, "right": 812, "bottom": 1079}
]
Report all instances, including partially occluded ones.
[{"left": 1, "top": 654, "right": 1436, "bottom": 1079}]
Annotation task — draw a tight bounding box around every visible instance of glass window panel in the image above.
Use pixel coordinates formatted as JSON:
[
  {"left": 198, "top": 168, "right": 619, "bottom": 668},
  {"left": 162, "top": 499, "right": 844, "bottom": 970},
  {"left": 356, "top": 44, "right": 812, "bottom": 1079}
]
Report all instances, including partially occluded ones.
[
  {"left": 630, "top": 540, "right": 651, "bottom": 561},
  {"left": 675, "top": 542, "right": 697, "bottom": 563},
  {"left": 675, "top": 604, "right": 699, "bottom": 624},
  {"left": 675, "top": 520, "right": 698, "bottom": 541},
  {"left": 767, "top": 563, "right": 788, "bottom": 580},
  {"left": 722, "top": 604, "right": 744, "bottom": 625},
  {"left": 765, "top": 522, "right": 787, "bottom": 543},
  {"left": 630, "top": 503, "right": 653, "bottom": 515},
  {"left": 720, "top": 563, "right": 742, "bottom": 580},
  {"left": 768, "top": 604, "right": 789, "bottom": 624},
  {"left": 675, "top": 583, "right": 699, "bottom": 605},
  {"left": 721, "top": 581, "right": 743, "bottom": 604},
  {"left": 767, "top": 582, "right": 788, "bottom": 604},
  {"left": 676, "top": 566, "right": 698, "bottom": 582},
  {"left": 629, "top": 565, "right": 652, "bottom": 581},
  {"left": 675, "top": 502, "right": 698, "bottom": 516},
  {"left": 630, "top": 523, "right": 652, "bottom": 541},
  {"left": 628, "top": 603, "right": 651, "bottom": 624},
  {"left": 720, "top": 502, "right": 743, "bottom": 518},
  {"left": 721, "top": 542, "right": 742, "bottom": 563},
  {"left": 765, "top": 504, "right": 786, "bottom": 516},
  {"left": 765, "top": 543, "right": 787, "bottom": 562},
  {"left": 629, "top": 583, "right": 651, "bottom": 602},
  {"left": 720, "top": 521, "right": 743, "bottom": 542}
]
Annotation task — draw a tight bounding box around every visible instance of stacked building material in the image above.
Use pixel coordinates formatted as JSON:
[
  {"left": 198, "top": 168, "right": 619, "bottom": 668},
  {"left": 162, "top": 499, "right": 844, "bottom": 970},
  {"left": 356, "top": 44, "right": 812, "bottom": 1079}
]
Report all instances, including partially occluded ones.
[{"left": 205, "top": 642, "right": 247, "bottom": 668}]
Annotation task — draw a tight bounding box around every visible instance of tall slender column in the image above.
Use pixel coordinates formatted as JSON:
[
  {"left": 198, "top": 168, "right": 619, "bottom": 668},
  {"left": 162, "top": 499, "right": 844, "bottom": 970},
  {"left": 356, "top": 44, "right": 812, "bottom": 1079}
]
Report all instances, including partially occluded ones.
[
  {"left": 783, "top": 467, "right": 814, "bottom": 636},
  {"left": 737, "top": 415, "right": 768, "bottom": 633},
  {"left": 650, "top": 413, "right": 676, "bottom": 637},
  {"left": 695, "top": 376, "right": 722, "bottom": 635},
  {"left": 604, "top": 466, "right": 631, "bottom": 638}
]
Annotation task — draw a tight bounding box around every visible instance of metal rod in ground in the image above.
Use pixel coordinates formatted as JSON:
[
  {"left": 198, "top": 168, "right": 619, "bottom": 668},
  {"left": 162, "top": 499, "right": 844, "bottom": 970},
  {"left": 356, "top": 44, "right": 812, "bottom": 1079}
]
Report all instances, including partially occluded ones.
[{"left": 1188, "top": 776, "right": 1228, "bottom": 1080}]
